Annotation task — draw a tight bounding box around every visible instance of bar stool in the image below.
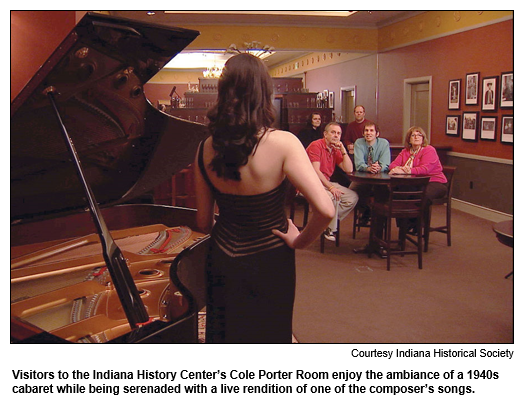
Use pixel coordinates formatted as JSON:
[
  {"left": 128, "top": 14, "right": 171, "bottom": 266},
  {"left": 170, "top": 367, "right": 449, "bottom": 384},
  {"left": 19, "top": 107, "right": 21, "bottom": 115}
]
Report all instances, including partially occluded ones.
[
  {"left": 424, "top": 166, "right": 456, "bottom": 252},
  {"left": 369, "top": 176, "right": 430, "bottom": 271}
]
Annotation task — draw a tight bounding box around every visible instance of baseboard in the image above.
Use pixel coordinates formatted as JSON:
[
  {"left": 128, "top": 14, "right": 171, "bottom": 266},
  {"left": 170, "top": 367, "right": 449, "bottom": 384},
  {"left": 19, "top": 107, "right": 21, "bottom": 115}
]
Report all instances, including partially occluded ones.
[{"left": 452, "top": 199, "right": 512, "bottom": 223}]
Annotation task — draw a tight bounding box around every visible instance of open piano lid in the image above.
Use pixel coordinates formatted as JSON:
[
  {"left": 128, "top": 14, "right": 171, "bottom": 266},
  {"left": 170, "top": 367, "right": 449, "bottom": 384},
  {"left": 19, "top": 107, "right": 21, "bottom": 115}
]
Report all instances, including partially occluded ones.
[{"left": 11, "top": 12, "right": 207, "bottom": 222}]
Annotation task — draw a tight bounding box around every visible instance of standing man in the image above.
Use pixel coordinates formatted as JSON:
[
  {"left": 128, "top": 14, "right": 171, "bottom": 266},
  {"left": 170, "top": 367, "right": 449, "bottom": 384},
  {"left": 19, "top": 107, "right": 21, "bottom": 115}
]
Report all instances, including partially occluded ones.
[
  {"left": 352, "top": 122, "right": 391, "bottom": 225},
  {"left": 306, "top": 122, "right": 359, "bottom": 241},
  {"left": 342, "top": 105, "right": 372, "bottom": 154}
]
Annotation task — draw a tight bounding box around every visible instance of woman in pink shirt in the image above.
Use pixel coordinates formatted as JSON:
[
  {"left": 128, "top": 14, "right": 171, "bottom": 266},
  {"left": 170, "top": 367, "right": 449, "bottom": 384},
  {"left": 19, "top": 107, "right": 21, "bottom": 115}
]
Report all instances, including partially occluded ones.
[{"left": 389, "top": 126, "right": 447, "bottom": 233}]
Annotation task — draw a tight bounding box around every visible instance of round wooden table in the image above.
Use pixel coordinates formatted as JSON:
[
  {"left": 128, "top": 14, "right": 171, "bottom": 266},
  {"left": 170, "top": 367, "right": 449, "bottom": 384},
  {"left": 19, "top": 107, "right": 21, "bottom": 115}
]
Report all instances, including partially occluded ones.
[
  {"left": 348, "top": 172, "right": 398, "bottom": 256},
  {"left": 493, "top": 219, "right": 513, "bottom": 279},
  {"left": 349, "top": 171, "right": 392, "bottom": 185},
  {"left": 493, "top": 220, "right": 513, "bottom": 248},
  {"left": 348, "top": 171, "right": 428, "bottom": 257}
]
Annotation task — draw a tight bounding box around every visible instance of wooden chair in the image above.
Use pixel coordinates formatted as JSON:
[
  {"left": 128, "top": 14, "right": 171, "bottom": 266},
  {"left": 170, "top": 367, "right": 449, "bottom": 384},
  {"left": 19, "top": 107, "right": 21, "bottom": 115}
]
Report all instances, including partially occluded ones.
[
  {"left": 289, "top": 190, "right": 310, "bottom": 230},
  {"left": 424, "top": 166, "right": 456, "bottom": 252},
  {"left": 286, "top": 182, "right": 339, "bottom": 253},
  {"left": 369, "top": 176, "right": 430, "bottom": 271},
  {"left": 352, "top": 201, "right": 372, "bottom": 239}
]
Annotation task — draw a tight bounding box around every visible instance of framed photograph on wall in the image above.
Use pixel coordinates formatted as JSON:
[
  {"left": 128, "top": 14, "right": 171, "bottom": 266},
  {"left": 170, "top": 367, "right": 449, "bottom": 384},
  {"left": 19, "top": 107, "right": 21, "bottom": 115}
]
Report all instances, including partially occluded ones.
[
  {"left": 465, "top": 72, "right": 480, "bottom": 105},
  {"left": 500, "top": 71, "right": 513, "bottom": 108},
  {"left": 481, "top": 76, "right": 498, "bottom": 111},
  {"left": 480, "top": 116, "right": 497, "bottom": 141},
  {"left": 501, "top": 115, "right": 513, "bottom": 144},
  {"left": 462, "top": 112, "right": 479, "bottom": 141},
  {"left": 448, "top": 79, "right": 461, "bottom": 110},
  {"left": 445, "top": 115, "right": 460, "bottom": 136}
]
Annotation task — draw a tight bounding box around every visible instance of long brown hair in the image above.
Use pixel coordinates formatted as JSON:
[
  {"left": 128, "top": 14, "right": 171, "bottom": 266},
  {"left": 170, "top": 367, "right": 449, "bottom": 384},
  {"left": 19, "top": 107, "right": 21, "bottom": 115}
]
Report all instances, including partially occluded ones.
[{"left": 207, "top": 53, "right": 275, "bottom": 180}]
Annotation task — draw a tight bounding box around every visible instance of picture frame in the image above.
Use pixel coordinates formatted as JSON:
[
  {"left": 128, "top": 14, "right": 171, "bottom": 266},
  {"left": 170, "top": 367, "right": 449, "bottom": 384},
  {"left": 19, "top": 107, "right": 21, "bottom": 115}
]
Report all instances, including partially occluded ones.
[
  {"left": 445, "top": 115, "right": 460, "bottom": 136},
  {"left": 465, "top": 72, "right": 480, "bottom": 105},
  {"left": 500, "top": 71, "right": 513, "bottom": 108},
  {"left": 317, "top": 92, "right": 323, "bottom": 107},
  {"left": 481, "top": 76, "right": 498, "bottom": 111},
  {"left": 462, "top": 112, "right": 479, "bottom": 141},
  {"left": 501, "top": 115, "right": 513, "bottom": 144},
  {"left": 328, "top": 91, "right": 335, "bottom": 108},
  {"left": 448, "top": 79, "right": 461, "bottom": 110},
  {"left": 480, "top": 116, "right": 497, "bottom": 141}
]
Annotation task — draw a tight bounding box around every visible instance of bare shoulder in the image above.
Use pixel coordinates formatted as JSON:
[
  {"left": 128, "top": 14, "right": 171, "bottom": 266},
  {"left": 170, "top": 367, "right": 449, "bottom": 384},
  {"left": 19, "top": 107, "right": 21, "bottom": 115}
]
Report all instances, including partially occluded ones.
[
  {"left": 199, "top": 136, "right": 214, "bottom": 158},
  {"left": 265, "top": 129, "right": 304, "bottom": 152},
  {"left": 267, "top": 129, "right": 298, "bottom": 142}
]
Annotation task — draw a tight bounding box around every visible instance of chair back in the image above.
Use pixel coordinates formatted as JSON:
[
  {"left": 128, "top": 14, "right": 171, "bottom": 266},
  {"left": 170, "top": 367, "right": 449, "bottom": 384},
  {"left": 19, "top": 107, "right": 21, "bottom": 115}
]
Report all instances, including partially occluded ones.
[
  {"left": 284, "top": 179, "right": 298, "bottom": 206},
  {"left": 443, "top": 166, "right": 456, "bottom": 199},
  {"left": 433, "top": 166, "right": 456, "bottom": 204},
  {"left": 386, "top": 176, "right": 430, "bottom": 218}
]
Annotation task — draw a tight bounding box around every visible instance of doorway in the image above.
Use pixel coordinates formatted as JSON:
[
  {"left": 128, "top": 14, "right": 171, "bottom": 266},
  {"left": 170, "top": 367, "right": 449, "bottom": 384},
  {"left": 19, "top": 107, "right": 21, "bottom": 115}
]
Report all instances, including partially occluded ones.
[
  {"left": 403, "top": 76, "right": 432, "bottom": 140},
  {"left": 340, "top": 86, "right": 356, "bottom": 123}
]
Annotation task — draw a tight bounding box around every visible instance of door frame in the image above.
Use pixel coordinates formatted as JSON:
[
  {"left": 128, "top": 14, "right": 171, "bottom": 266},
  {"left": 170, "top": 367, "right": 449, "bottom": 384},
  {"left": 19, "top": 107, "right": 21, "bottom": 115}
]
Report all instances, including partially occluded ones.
[
  {"left": 340, "top": 85, "right": 357, "bottom": 123},
  {"left": 403, "top": 76, "right": 432, "bottom": 141}
]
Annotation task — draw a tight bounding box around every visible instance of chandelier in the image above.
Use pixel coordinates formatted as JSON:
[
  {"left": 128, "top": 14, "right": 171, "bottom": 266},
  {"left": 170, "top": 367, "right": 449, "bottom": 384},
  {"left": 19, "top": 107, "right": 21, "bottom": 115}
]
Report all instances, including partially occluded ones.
[
  {"left": 200, "top": 42, "right": 275, "bottom": 79},
  {"left": 226, "top": 41, "right": 275, "bottom": 59},
  {"left": 202, "top": 64, "right": 223, "bottom": 79}
]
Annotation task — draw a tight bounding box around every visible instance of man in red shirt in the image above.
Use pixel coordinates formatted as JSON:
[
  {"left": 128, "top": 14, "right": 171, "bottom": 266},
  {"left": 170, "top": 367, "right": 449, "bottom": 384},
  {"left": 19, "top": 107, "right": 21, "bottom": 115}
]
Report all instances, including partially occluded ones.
[
  {"left": 306, "top": 122, "right": 359, "bottom": 240},
  {"left": 342, "top": 105, "right": 372, "bottom": 154}
]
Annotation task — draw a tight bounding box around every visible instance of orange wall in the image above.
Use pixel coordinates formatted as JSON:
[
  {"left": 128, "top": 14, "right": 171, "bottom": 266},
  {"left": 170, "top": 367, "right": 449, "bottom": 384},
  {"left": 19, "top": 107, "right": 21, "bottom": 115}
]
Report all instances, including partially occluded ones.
[
  {"left": 11, "top": 11, "right": 76, "bottom": 101},
  {"left": 11, "top": 12, "right": 513, "bottom": 162},
  {"left": 378, "top": 19, "right": 513, "bottom": 160}
]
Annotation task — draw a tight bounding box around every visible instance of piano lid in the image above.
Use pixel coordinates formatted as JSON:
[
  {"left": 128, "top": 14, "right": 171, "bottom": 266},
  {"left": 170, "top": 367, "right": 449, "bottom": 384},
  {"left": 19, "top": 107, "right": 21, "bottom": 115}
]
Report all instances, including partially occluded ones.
[{"left": 11, "top": 12, "right": 208, "bottom": 222}]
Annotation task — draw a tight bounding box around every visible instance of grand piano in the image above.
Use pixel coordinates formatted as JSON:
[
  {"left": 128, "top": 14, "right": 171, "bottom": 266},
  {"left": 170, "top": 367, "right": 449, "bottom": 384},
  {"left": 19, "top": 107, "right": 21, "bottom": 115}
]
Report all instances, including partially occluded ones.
[{"left": 11, "top": 13, "right": 211, "bottom": 343}]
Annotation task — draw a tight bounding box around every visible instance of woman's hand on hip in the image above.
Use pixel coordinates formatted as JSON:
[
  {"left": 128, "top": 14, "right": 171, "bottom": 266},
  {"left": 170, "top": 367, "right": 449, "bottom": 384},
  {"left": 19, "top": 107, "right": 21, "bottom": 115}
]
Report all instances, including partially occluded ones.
[{"left": 272, "top": 219, "right": 300, "bottom": 249}]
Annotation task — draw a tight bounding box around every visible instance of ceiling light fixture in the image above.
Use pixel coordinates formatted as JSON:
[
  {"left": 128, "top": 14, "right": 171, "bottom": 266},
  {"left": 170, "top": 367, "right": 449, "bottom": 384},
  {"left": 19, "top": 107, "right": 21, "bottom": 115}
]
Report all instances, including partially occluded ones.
[
  {"left": 164, "top": 51, "right": 228, "bottom": 69},
  {"left": 203, "top": 63, "right": 223, "bottom": 79},
  {"left": 226, "top": 41, "right": 275, "bottom": 59},
  {"left": 164, "top": 11, "right": 357, "bottom": 18}
]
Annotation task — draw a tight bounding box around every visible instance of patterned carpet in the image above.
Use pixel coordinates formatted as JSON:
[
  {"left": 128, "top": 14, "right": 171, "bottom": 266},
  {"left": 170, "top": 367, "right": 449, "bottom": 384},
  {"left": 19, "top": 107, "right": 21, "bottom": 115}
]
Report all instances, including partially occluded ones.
[{"left": 197, "top": 312, "right": 298, "bottom": 343}]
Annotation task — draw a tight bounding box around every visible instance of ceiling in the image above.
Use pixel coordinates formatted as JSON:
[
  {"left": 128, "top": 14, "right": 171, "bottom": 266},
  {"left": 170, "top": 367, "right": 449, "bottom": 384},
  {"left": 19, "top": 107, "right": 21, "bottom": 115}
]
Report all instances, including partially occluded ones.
[
  {"left": 106, "top": 11, "right": 424, "bottom": 71},
  {"left": 108, "top": 11, "right": 423, "bottom": 29}
]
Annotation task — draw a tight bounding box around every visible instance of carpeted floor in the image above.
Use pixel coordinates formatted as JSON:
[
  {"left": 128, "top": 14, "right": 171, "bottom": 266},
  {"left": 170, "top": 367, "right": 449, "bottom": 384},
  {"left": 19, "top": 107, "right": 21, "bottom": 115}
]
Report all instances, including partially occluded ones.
[{"left": 291, "top": 205, "right": 514, "bottom": 344}]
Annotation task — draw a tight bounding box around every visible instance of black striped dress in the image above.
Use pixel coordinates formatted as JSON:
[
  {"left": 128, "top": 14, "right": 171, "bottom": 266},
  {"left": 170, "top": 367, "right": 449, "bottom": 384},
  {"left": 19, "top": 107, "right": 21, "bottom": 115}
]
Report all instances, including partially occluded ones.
[{"left": 198, "top": 140, "right": 296, "bottom": 343}]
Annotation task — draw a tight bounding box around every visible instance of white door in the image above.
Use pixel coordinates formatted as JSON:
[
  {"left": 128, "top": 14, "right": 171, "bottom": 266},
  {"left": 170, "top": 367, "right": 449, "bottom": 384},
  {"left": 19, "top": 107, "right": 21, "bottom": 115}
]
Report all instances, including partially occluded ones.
[
  {"left": 411, "top": 83, "right": 430, "bottom": 129},
  {"left": 403, "top": 76, "right": 432, "bottom": 140},
  {"left": 340, "top": 86, "right": 356, "bottom": 123}
]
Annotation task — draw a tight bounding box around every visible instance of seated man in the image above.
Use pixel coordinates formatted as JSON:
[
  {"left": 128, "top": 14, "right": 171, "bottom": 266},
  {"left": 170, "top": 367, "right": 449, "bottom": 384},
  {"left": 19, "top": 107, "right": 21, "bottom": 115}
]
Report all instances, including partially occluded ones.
[
  {"left": 352, "top": 122, "right": 391, "bottom": 225},
  {"left": 353, "top": 122, "right": 391, "bottom": 173},
  {"left": 306, "top": 122, "right": 359, "bottom": 241}
]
